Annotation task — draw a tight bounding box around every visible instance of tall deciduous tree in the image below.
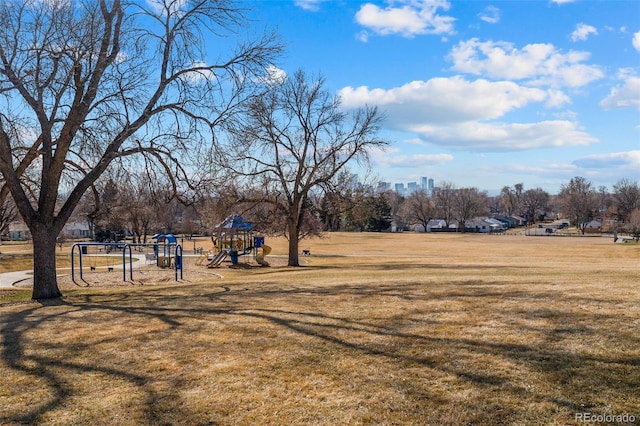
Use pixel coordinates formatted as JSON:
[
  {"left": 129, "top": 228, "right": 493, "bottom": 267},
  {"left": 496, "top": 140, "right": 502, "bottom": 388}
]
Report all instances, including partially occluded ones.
[
  {"left": 434, "top": 181, "right": 456, "bottom": 228},
  {"left": 225, "top": 70, "right": 387, "bottom": 266},
  {"left": 452, "top": 187, "right": 489, "bottom": 232},
  {"left": 559, "top": 176, "right": 599, "bottom": 234},
  {"left": 499, "top": 183, "right": 523, "bottom": 216},
  {"left": 521, "top": 188, "right": 549, "bottom": 225},
  {"left": 402, "top": 189, "right": 435, "bottom": 232},
  {"left": 612, "top": 178, "right": 640, "bottom": 223},
  {"left": 626, "top": 208, "right": 640, "bottom": 242},
  {"left": 0, "top": 0, "right": 280, "bottom": 299}
]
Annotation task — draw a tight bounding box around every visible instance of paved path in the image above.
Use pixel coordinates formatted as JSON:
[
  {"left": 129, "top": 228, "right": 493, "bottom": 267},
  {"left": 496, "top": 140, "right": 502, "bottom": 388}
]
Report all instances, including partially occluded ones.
[
  {"left": 0, "top": 254, "right": 149, "bottom": 289},
  {"left": 0, "top": 270, "right": 33, "bottom": 288}
]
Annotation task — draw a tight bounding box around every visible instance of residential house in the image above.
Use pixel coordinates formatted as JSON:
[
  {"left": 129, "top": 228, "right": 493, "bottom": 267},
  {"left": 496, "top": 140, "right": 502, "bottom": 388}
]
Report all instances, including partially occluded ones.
[
  {"left": 584, "top": 220, "right": 602, "bottom": 234},
  {"left": 426, "top": 219, "right": 447, "bottom": 232},
  {"left": 8, "top": 219, "right": 91, "bottom": 241}
]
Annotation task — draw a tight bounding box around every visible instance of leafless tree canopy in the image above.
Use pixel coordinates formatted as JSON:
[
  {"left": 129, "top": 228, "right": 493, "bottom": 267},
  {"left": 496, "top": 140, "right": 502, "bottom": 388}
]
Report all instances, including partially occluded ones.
[
  {"left": 221, "top": 70, "right": 388, "bottom": 265},
  {"left": 558, "top": 176, "right": 599, "bottom": 234},
  {"left": 612, "top": 178, "right": 640, "bottom": 222},
  {"left": 0, "top": 0, "right": 281, "bottom": 298}
]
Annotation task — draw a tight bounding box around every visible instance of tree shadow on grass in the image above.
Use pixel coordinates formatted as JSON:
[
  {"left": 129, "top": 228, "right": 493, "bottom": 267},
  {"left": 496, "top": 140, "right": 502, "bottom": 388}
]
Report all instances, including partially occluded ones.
[
  {"left": 0, "top": 299, "right": 163, "bottom": 425},
  {"left": 1, "top": 281, "right": 638, "bottom": 424}
]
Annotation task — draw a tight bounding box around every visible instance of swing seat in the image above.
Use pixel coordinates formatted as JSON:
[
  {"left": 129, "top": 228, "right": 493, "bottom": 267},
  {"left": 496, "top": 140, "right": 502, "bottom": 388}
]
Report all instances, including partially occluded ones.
[{"left": 145, "top": 253, "right": 157, "bottom": 264}]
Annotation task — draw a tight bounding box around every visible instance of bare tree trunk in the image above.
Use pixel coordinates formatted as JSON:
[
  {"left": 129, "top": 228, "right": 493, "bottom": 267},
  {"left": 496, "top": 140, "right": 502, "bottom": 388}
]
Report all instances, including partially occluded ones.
[
  {"left": 30, "top": 222, "right": 62, "bottom": 300},
  {"left": 287, "top": 221, "right": 300, "bottom": 267}
]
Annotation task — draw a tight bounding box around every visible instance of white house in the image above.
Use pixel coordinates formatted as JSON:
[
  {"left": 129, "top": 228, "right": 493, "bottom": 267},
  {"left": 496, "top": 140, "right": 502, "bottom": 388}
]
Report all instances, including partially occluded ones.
[
  {"left": 426, "top": 219, "right": 447, "bottom": 232},
  {"left": 7, "top": 220, "right": 29, "bottom": 241},
  {"left": 62, "top": 221, "right": 92, "bottom": 239},
  {"left": 464, "top": 218, "right": 491, "bottom": 233},
  {"left": 8, "top": 219, "right": 91, "bottom": 241}
]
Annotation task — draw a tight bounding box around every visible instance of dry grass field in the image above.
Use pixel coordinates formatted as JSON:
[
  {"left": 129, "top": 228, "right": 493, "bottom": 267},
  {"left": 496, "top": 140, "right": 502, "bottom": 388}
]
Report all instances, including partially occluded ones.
[{"left": 1, "top": 233, "right": 639, "bottom": 425}]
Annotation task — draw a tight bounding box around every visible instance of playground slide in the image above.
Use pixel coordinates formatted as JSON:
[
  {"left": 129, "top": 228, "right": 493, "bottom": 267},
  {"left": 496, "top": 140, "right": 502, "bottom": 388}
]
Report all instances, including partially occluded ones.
[
  {"left": 207, "top": 251, "right": 228, "bottom": 268},
  {"left": 255, "top": 245, "right": 271, "bottom": 266}
]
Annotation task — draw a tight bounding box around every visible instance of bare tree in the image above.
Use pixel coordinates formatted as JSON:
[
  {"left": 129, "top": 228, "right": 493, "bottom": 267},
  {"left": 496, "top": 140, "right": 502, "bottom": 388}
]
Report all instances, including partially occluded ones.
[
  {"left": 117, "top": 174, "right": 161, "bottom": 243},
  {"left": 452, "top": 187, "right": 489, "bottom": 232},
  {"left": 626, "top": 208, "right": 640, "bottom": 242},
  {"left": 558, "top": 176, "right": 599, "bottom": 234},
  {"left": 0, "top": 197, "right": 17, "bottom": 239},
  {"left": 0, "top": 0, "right": 281, "bottom": 299},
  {"left": 434, "top": 181, "right": 456, "bottom": 228},
  {"left": 499, "top": 183, "right": 523, "bottom": 216},
  {"left": 402, "top": 190, "right": 435, "bottom": 232},
  {"left": 317, "top": 170, "right": 379, "bottom": 232},
  {"left": 224, "top": 70, "right": 387, "bottom": 266},
  {"left": 521, "top": 188, "right": 549, "bottom": 226},
  {"left": 612, "top": 178, "right": 640, "bottom": 223}
]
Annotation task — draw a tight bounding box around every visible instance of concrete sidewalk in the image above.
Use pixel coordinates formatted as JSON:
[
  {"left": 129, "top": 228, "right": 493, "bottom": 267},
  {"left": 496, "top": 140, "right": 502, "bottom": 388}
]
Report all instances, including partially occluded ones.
[
  {"left": 0, "top": 270, "right": 33, "bottom": 288},
  {"left": 0, "top": 254, "right": 152, "bottom": 289}
]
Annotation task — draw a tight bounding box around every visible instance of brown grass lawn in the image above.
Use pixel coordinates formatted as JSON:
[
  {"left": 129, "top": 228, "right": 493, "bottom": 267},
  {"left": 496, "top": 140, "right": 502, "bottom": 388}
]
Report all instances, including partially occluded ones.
[{"left": 1, "top": 233, "right": 639, "bottom": 425}]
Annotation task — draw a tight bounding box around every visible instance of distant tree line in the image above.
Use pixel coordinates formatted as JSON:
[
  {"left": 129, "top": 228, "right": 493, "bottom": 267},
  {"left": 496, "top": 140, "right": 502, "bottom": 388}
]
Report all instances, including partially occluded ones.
[{"left": 9, "top": 175, "right": 630, "bottom": 243}]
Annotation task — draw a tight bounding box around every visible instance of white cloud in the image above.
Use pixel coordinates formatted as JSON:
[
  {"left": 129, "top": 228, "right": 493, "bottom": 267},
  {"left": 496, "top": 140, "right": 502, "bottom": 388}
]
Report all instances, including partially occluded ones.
[
  {"left": 544, "top": 90, "right": 571, "bottom": 108},
  {"left": 478, "top": 6, "right": 500, "bottom": 24},
  {"left": 356, "top": 31, "right": 370, "bottom": 43},
  {"left": 599, "top": 75, "right": 640, "bottom": 109},
  {"left": 355, "top": 0, "right": 455, "bottom": 39},
  {"left": 180, "top": 61, "right": 216, "bottom": 83},
  {"left": 256, "top": 65, "right": 287, "bottom": 85},
  {"left": 341, "top": 76, "right": 549, "bottom": 124},
  {"left": 571, "top": 23, "right": 598, "bottom": 42},
  {"left": 633, "top": 31, "right": 640, "bottom": 52},
  {"left": 410, "top": 120, "right": 597, "bottom": 152},
  {"left": 448, "top": 38, "right": 604, "bottom": 88},
  {"left": 550, "top": 0, "right": 576, "bottom": 4},
  {"left": 572, "top": 151, "right": 640, "bottom": 169},
  {"left": 339, "top": 76, "right": 596, "bottom": 152},
  {"left": 294, "top": 0, "right": 325, "bottom": 11}
]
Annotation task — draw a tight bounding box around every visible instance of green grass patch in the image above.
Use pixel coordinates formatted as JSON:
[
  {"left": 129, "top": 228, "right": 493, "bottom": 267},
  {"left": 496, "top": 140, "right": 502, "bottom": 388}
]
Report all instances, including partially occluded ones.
[{"left": 0, "top": 289, "right": 33, "bottom": 304}]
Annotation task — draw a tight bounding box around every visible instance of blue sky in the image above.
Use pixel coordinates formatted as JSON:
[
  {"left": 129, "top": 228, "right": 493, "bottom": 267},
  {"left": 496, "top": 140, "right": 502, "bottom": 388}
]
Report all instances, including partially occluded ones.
[{"left": 247, "top": 0, "right": 639, "bottom": 194}]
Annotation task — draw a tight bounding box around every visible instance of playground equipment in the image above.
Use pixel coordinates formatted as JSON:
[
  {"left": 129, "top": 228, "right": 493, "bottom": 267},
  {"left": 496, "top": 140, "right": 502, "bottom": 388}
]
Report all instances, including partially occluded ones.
[
  {"left": 209, "top": 214, "right": 270, "bottom": 267},
  {"left": 254, "top": 236, "right": 271, "bottom": 266},
  {"left": 71, "top": 242, "right": 136, "bottom": 283},
  {"left": 206, "top": 250, "right": 228, "bottom": 268},
  {"left": 151, "top": 233, "right": 182, "bottom": 270},
  {"left": 71, "top": 237, "right": 184, "bottom": 284}
]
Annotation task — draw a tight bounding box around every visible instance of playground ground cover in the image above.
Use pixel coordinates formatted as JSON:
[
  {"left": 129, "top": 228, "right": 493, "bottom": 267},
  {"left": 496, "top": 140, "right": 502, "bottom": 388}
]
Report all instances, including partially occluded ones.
[{"left": 0, "top": 232, "right": 638, "bottom": 425}]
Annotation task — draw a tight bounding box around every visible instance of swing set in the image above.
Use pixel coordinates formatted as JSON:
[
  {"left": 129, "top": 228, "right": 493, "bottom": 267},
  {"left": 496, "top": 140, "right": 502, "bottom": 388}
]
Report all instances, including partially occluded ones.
[{"left": 71, "top": 236, "right": 183, "bottom": 284}]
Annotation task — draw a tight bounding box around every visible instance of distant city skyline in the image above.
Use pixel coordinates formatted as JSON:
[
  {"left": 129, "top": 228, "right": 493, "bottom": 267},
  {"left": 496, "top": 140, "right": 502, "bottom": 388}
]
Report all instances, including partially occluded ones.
[{"left": 380, "top": 176, "right": 435, "bottom": 197}]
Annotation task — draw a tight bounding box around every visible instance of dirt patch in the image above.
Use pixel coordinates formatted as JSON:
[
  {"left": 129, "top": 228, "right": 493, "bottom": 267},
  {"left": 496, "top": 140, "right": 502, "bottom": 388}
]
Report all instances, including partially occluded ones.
[{"left": 51, "top": 255, "right": 288, "bottom": 290}]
